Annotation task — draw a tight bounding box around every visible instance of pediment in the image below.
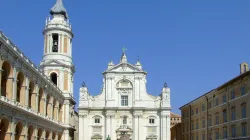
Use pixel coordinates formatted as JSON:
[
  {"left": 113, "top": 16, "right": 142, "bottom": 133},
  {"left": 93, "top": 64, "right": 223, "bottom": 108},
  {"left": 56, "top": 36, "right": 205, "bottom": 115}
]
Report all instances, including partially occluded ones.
[{"left": 104, "top": 63, "right": 146, "bottom": 74}]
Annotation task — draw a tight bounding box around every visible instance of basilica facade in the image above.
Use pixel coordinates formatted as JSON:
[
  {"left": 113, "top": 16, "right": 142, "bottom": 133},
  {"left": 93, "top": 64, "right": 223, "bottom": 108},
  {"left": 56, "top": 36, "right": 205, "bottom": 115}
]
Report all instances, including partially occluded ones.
[
  {"left": 0, "top": 0, "right": 76, "bottom": 140},
  {"left": 78, "top": 52, "right": 172, "bottom": 140}
]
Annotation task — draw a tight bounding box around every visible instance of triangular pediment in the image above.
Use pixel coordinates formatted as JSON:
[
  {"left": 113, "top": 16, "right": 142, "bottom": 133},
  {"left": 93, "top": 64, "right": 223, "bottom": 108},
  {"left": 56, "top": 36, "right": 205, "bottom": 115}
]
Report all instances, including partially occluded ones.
[{"left": 104, "top": 63, "right": 146, "bottom": 74}]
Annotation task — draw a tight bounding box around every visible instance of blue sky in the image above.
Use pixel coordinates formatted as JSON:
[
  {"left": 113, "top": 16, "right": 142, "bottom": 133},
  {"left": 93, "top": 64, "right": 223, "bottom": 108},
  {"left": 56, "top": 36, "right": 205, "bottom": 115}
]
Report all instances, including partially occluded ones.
[{"left": 1, "top": 0, "right": 250, "bottom": 114}]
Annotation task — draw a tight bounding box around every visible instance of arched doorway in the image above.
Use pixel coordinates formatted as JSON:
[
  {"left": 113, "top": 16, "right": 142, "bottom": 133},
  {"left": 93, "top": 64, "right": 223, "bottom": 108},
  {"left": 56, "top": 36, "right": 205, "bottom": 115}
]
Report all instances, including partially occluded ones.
[
  {"left": 0, "top": 118, "right": 10, "bottom": 140},
  {"left": 16, "top": 72, "right": 25, "bottom": 104},
  {"left": 27, "top": 125, "right": 34, "bottom": 140},
  {"left": 1, "top": 61, "right": 12, "bottom": 98},
  {"left": 50, "top": 73, "right": 57, "bottom": 86},
  {"left": 15, "top": 122, "right": 23, "bottom": 140}
]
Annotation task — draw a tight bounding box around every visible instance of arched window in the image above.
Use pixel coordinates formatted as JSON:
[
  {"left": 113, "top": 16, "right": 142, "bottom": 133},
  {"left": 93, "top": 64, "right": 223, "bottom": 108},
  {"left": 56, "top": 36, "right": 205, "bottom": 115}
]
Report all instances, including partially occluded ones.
[
  {"left": 50, "top": 73, "right": 57, "bottom": 86},
  {"left": 52, "top": 34, "right": 59, "bottom": 52}
]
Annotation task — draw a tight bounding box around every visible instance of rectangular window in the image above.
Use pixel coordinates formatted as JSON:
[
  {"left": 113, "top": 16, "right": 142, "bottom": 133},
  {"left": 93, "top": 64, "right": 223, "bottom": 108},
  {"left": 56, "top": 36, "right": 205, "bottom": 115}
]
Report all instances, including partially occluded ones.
[
  {"left": 242, "top": 123, "right": 247, "bottom": 137},
  {"left": 202, "top": 133, "right": 205, "bottom": 140},
  {"left": 196, "top": 108, "right": 199, "bottom": 114},
  {"left": 95, "top": 118, "right": 100, "bottom": 124},
  {"left": 215, "top": 130, "right": 219, "bottom": 140},
  {"left": 192, "top": 110, "right": 194, "bottom": 116},
  {"left": 223, "top": 110, "right": 227, "bottom": 123},
  {"left": 208, "top": 117, "right": 212, "bottom": 127},
  {"left": 196, "top": 121, "right": 199, "bottom": 129},
  {"left": 231, "top": 109, "right": 236, "bottom": 121},
  {"left": 242, "top": 105, "right": 246, "bottom": 118},
  {"left": 202, "top": 120, "right": 205, "bottom": 128},
  {"left": 192, "top": 122, "right": 194, "bottom": 130},
  {"left": 196, "top": 135, "right": 198, "bottom": 140},
  {"left": 241, "top": 86, "right": 246, "bottom": 96},
  {"left": 149, "top": 118, "right": 155, "bottom": 124},
  {"left": 216, "top": 115, "right": 219, "bottom": 125},
  {"left": 121, "top": 95, "right": 128, "bottom": 106},
  {"left": 215, "top": 98, "right": 219, "bottom": 106},
  {"left": 231, "top": 89, "right": 235, "bottom": 100},
  {"left": 223, "top": 94, "right": 227, "bottom": 103},
  {"left": 208, "top": 101, "right": 212, "bottom": 109},
  {"left": 202, "top": 104, "right": 205, "bottom": 112},
  {"left": 231, "top": 125, "right": 236, "bottom": 138},
  {"left": 223, "top": 127, "right": 227, "bottom": 139}
]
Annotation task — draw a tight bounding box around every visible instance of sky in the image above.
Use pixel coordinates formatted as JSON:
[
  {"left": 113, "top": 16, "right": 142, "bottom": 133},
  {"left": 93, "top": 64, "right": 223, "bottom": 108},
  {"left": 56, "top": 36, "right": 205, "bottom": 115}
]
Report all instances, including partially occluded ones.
[{"left": 1, "top": 0, "right": 250, "bottom": 114}]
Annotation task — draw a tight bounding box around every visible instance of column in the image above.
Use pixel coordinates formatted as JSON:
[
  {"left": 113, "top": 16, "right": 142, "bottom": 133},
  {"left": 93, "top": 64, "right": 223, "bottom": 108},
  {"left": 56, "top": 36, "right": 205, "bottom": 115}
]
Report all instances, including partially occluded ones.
[
  {"left": 59, "top": 69, "right": 63, "bottom": 92},
  {"left": 23, "top": 123, "right": 28, "bottom": 140},
  {"left": 25, "top": 77, "right": 29, "bottom": 107},
  {"left": 50, "top": 97, "right": 54, "bottom": 118},
  {"left": 10, "top": 118, "right": 17, "bottom": 140},
  {"left": 12, "top": 66, "right": 17, "bottom": 101},
  {"left": 49, "top": 34, "right": 52, "bottom": 53},
  {"left": 33, "top": 128, "right": 38, "bottom": 140}
]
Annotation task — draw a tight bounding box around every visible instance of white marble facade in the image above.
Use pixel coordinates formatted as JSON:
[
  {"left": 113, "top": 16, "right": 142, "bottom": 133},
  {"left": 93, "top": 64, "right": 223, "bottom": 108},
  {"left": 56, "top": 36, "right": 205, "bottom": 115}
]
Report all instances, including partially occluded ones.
[{"left": 78, "top": 52, "right": 171, "bottom": 140}]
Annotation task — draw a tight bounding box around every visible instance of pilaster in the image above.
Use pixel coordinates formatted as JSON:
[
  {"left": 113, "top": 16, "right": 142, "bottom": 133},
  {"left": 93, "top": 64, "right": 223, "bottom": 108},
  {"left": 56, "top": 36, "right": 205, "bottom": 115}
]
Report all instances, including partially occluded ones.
[
  {"left": 161, "top": 111, "right": 170, "bottom": 140},
  {"left": 133, "top": 111, "right": 143, "bottom": 140},
  {"left": 79, "top": 111, "right": 88, "bottom": 140}
]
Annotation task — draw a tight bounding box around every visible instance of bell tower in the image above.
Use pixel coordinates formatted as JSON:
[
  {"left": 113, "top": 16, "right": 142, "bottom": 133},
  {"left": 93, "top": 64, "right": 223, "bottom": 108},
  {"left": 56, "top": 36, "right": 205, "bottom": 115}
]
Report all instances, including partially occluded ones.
[{"left": 40, "top": 0, "right": 75, "bottom": 96}]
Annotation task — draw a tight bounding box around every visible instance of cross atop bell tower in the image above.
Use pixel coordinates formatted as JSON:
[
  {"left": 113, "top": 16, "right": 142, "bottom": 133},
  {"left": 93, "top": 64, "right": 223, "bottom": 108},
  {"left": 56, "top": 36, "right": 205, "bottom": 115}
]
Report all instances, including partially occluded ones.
[{"left": 40, "top": 0, "right": 75, "bottom": 96}]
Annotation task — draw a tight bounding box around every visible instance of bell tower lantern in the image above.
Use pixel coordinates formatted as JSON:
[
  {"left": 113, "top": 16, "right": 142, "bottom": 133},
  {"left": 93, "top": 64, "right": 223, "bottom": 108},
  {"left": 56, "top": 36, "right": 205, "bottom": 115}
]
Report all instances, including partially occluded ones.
[{"left": 40, "top": 0, "right": 75, "bottom": 96}]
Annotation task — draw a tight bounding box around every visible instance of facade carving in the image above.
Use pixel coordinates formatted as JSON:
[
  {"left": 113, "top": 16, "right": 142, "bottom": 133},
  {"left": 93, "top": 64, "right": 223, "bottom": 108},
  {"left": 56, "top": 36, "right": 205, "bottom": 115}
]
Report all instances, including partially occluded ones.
[{"left": 78, "top": 52, "right": 171, "bottom": 140}]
